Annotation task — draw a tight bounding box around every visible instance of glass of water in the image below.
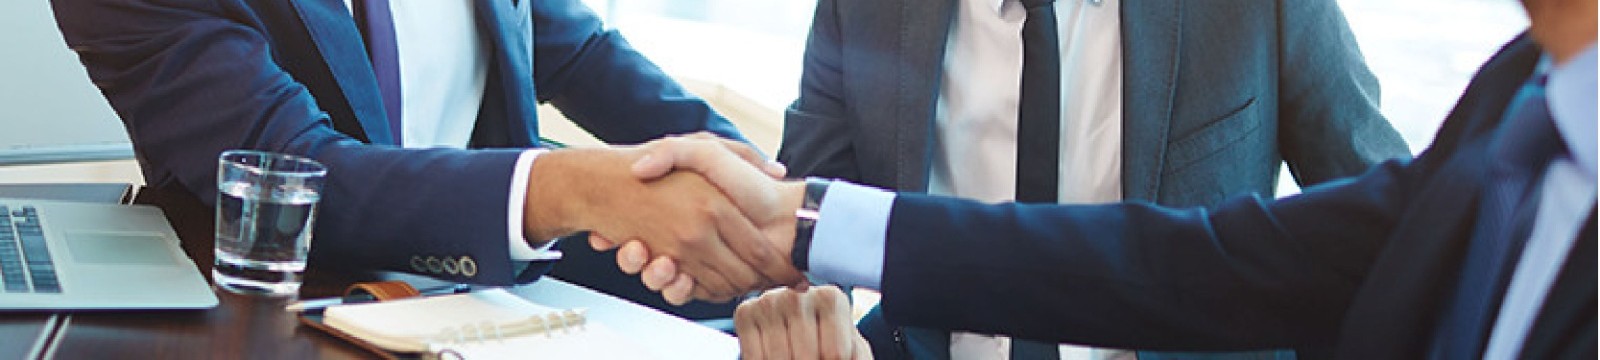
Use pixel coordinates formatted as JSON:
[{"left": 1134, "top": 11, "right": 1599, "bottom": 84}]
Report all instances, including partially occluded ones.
[{"left": 214, "top": 150, "right": 326, "bottom": 296}]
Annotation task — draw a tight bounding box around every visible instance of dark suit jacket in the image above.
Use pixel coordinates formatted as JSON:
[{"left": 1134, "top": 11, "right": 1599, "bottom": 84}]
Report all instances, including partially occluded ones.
[
  {"left": 877, "top": 35, "right": 1595, "bottom": 358},
  {"left": 778, "top": 0, "right": 1409, "bottom": 208},
  {"left": 50, "top": 0, "right": 742, "bottom": 285}
]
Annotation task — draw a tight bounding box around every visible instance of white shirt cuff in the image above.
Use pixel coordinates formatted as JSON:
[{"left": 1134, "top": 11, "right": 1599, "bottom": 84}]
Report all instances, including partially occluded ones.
[
  {"left": 808, "top": 181, "right": 896, "bottom": 289},
  {"left": 508, "top": 149, "right": 562, "bottom": 261}
]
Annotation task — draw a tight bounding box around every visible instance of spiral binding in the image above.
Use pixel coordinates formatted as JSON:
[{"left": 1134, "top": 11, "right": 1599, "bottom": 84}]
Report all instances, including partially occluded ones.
[{"left": 428, "top": 308, "right": 589, "bottom": 345}]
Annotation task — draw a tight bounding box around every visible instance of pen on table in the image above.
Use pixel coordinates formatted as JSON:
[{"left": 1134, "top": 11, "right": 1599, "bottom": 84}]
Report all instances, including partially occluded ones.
[{"left": 285, "top": 283, "right": 472, "bottom": 313}]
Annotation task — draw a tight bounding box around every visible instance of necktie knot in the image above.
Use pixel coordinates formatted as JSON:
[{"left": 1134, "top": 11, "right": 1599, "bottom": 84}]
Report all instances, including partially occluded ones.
[{"left": 1489, "top": 75, "right": 1564, "bottom": 175}]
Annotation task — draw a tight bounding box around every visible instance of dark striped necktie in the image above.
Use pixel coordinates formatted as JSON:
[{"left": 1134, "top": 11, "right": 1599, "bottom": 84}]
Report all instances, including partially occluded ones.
[{"left": 1432, "top": 74, "right": 1565, "bottom": 358}]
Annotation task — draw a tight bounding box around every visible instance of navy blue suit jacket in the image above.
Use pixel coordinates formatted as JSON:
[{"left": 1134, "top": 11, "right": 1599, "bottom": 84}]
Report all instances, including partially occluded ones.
[
  {"left": 49, "top": 0, "right": 743, "bottom": 285},
  {"left": 876, "top": 35, "right": 1594, "bottom": 358}
]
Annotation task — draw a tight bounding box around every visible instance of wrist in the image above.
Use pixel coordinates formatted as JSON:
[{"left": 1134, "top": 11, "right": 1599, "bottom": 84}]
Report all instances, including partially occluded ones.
[
  {"left": 522, "top": 149, "right": 590, "bottom": 241},
  {"left": 769, "top": 180, "right": 806, "bottom": 261},
  {"left": 789, "top": 177, "right": 831, "bottom": 271}
]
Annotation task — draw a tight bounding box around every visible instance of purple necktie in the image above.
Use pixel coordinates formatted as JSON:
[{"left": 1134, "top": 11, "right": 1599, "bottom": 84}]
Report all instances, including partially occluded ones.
[{"left": 354, "top": 0, "right": 403, "bottom": 144}]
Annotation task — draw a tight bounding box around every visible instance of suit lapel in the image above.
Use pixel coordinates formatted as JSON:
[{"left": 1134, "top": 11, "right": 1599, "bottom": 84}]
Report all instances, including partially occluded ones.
[
  {"left": 1118, "top": 0, "right": 1183, "bottom": 202},
  {"left": 895, "top": 0, "right": 957, "bottom": 192},
  {"left": 288, "top": 0, "right": 397, "bottom": 145},
  {"left": 473, "top": 0, "right": 539, "bottom": 146},
  {"left": 1516, "top": 209, "right": 1597, "bottom": 358}
]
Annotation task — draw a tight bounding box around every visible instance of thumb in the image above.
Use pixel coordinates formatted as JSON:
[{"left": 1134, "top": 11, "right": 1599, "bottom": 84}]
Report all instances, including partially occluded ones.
[
  {"left": 589, "top": 232, "right": 618, "bottom": 251},
  {"left": 631, "top": 153, "right": 675, "bottom": 180}
]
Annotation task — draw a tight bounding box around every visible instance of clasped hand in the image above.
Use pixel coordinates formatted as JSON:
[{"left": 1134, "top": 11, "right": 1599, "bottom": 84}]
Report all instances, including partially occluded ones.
[{"left": 534, "top": 133, "right": 807, "bottom": 304}]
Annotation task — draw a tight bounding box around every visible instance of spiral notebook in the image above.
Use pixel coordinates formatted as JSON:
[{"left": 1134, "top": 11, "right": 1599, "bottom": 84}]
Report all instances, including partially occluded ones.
[{"left": 315, "top": 288, "right": 654, "bottom": 359}]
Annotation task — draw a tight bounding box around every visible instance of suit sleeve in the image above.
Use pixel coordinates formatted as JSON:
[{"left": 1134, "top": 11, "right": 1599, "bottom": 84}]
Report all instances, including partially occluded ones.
[
  {"left": 528, "top": 0, "right": 745, "bottom": 144},
  {"left": 876, "top": 153, "right": 1437, "bottom": 351},
  {"left": 51, "top": 1, "right": 539, "bottom": 285},
  {"left": 1276, "top": 0, "right": 1412, "bottom": 185},
  {"left": 775, "top": 0, "right": 862, "bottom": 180}
]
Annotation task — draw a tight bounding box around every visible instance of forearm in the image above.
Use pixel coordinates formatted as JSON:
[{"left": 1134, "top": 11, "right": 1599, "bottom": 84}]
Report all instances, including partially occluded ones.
[
  {"left": 522, "top": 148, "right": 609, "bottom": 241},
  {"left": 874, "top": 158, "right": 1424, "bottom": 349}
]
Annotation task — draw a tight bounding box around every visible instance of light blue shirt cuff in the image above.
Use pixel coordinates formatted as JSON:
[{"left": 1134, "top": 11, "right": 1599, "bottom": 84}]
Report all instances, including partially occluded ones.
[{"left": 808, "top": 181, "right": 896, "bottom": 289}]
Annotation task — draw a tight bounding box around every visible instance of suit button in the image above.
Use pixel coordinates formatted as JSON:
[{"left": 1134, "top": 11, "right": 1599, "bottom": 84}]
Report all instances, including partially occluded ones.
[
  {"left": 442, "top": 257, "right": 460, "bottom": 275},
  {"left": 409, "top": 256, "right": 426, "bottom": 272},
  {"left": 459, "top": 256, "right": 477, "bottom": 277},
  {"left": 425, "top": 257, "right": 443, "bottom": 274}
]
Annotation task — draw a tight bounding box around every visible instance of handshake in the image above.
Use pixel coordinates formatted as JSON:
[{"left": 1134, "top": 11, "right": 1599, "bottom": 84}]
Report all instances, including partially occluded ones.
[{"left": 523, "top": 133, "right": 811, "bottom": 305}]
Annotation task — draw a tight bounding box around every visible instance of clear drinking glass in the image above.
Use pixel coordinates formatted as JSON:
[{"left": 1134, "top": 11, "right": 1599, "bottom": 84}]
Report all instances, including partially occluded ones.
[{"left": 213, "top": 150, "right": 326, "bottom": 296}]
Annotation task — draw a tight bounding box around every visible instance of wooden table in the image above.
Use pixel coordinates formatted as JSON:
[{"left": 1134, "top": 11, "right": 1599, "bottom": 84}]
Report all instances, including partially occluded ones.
[
  {"left": 0, "top": 313, "right": 57, "bottom": 359},
  {"left": 18, "top": 185, "right": 736, "bottom": 359}
]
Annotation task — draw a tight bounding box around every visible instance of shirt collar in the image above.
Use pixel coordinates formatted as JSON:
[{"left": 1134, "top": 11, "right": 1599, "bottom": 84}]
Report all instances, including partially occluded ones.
[
  {"left": 990, "top": 0, "right": 1007, "bottom": 14},
  {"left": 1545, "top": 44, "right": 1598, "bottom": 179}
]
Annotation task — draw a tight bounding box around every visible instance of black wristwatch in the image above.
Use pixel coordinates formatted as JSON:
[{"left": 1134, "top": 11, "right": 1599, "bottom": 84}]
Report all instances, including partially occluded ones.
[{"left": 791, "top": 177, "right": 831, "bottom": 271}]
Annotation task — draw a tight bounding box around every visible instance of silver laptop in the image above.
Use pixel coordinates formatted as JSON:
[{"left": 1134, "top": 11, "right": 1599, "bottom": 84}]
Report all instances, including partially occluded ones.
[{"left": 0, "top": 197, "right": 217, "bottom": 309}]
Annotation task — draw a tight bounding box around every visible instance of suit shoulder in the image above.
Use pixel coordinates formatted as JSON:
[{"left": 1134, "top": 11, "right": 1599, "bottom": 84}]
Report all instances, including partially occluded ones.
[{"left": 1426, "top": 34, "right": 1541, "bottom": 152}]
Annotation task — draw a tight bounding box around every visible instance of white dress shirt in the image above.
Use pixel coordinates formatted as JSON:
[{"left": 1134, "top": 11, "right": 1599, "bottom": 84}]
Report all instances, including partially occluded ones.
[
  {"left": 926, "top": 0, "right": 1122, "bottom": 357},
  {"left": 344, "top": 0, "right": 549, "bottom": 260},
  {"left": 929, "top": 0, "right": 1122, "bottom": 205}
]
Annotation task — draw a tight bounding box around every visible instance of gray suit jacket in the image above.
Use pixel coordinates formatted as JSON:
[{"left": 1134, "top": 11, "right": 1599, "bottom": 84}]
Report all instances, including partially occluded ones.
[{"left": 778, "top": 0, "right": 1410, "bottom": 209}]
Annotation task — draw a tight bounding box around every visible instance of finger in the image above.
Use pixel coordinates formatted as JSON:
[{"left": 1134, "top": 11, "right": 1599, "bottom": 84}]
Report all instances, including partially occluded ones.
[
  {"left": 735, "top": 298, "right": 766, "bottom": 359},
  {"left": 662, "top": 273, "right": 695, "bottom": 306},
  {"left": 641, "top": 255, "right": 677, "bottom": 291},
  {"left": 690, "top": 284, "right": 714, "bottom": 304},
  {"left": 712, "top": 199, "right": 784, "bottom": 292},
  {"left": 673, "top": 196, "right": 771, "bottom": 302},
  {"left": 630, "top": 136, "right": 694, "bottom": 181},
  {"left": 791, "top": 278, "right": 813, "bottom": 292},
  {"left": 616, "top": 241, "right": 650, "bottom": 275},
  {"left": 812, "top": 286, "right": 855, "bottom": 360},
  {"left": 589, "top": 233, "right": 618, "bottom": 251},
  {"left": 761, "top": 160, "right": 787, "bottom": 179},
  {"left": 780, "top": 289, "right": 819, "bottom": 360},
  {"left": 680, "top": 255, "right": 739, "bottom": 302},
  {"left": 693, "top": 145, "right": 779, "bottom": 214},
  {"left": 634, "top": 138, "right": 777, "bottom": 215},
  {"left": 631, "top": 152, "right": 675, "bottom": 181},
  {"left": 686, "top": 132, "right": 787, "bottom": 179},
  {"left": 756, "top": 290, "right": 794, "bottom": 359},
  {"left": 851, "top": 332, "right": 872, "bottom": 360}
]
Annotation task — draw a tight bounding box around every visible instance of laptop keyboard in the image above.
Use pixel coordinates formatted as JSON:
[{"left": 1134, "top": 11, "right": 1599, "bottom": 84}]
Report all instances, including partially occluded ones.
[{"left": 0, "top": 204, "right": 60, "bottom": 293}]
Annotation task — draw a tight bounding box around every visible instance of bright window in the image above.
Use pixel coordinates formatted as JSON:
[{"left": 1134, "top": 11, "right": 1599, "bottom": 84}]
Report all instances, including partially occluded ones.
[
  {"left": 1338, "top": 0, "right": 1528, "bottom": 149},
  {"left": 583, "top": 0, "right": 817, "bottom": 110}
]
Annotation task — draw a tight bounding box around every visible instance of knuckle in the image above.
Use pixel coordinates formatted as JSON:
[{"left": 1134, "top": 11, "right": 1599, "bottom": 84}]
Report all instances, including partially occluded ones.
[
  {"left": 735, "top": 300, "right": 758, "bottom": 319},
  {"left": 815, "top": 285, "right": 847, "bottom": 299}
]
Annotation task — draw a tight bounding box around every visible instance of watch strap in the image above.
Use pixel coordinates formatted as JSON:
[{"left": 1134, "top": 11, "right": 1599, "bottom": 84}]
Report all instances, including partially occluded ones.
[{"left": 791, "top": 178, "right": 831, "bottom": 271}]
